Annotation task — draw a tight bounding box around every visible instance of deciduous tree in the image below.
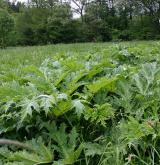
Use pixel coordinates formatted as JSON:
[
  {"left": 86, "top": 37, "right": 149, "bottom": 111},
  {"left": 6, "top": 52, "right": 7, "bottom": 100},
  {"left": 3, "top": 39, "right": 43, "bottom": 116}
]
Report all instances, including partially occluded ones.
[{"left": 0, "top": 9, "right": 14, "bottom": 48}]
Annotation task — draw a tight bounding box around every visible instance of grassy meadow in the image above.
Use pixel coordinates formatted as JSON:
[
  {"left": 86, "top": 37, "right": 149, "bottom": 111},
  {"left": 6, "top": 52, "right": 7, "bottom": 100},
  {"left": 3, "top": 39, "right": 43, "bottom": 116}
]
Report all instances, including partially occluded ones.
[
  {"left": 0, "top": 41, "right": 158, "bottom": 68},
  {"left": 1, "top": 41, "right": 160, "bottom": 165}
]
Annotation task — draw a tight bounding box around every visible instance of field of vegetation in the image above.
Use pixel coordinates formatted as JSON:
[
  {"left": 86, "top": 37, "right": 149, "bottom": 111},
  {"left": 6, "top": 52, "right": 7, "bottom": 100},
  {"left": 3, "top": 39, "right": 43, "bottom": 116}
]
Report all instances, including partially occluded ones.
[{"left": 1, "top": 41, "right": 160, "bottom": 165}]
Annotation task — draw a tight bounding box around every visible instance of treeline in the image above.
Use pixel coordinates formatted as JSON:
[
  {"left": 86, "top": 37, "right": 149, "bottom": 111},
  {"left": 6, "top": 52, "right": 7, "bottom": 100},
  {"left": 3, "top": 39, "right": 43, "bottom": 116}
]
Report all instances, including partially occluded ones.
[{"left": 0, "top": 0, "right": 160, "bottom": 47}]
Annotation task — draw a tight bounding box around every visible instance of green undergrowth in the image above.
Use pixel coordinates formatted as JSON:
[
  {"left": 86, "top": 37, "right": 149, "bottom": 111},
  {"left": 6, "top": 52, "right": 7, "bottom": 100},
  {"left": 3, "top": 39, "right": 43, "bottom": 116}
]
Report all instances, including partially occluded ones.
[{"left": 0, "top": 42, "right": 160, "bottom": 164}]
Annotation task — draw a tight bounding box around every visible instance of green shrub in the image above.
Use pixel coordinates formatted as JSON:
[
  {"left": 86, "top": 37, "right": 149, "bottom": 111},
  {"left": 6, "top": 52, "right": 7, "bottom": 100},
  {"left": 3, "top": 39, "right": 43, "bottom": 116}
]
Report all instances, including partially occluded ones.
[
  {"left": 0, "top": 9, "right": 14, "bottom": 48},
  {"left": 118, "top": 30, "right": 133, "bottom": 41}
]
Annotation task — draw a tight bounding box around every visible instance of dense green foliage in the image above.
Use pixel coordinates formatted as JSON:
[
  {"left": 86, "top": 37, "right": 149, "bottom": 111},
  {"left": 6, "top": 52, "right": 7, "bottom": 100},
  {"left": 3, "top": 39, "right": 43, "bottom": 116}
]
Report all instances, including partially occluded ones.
[
  {"left": 0, "top": 9, "right": 14, "bottom": 48},
  {"left": 0, "top": 0, "right": 160, "bottom": 46},
  {"left": 1, "top": 42, "right": 160, "bottom": 164}
]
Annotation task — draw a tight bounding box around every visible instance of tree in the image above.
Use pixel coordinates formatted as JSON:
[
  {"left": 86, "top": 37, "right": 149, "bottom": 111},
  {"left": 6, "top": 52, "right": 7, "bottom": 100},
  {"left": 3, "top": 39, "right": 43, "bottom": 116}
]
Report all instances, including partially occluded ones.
[
  {"left": 70, "top": 0, "right": 91, "bottom": 22},
  {"left": 46, "top": 3, "right": 74, "bottom": 43},
  {"left": 30, "top": 0, "right": 58, "bottom": 8},
  {"left": 0, "top": 9, "right": 14, "bottom": 48},
  {"left": 84, "top": 0, "right": 117, "bottom": 41}
]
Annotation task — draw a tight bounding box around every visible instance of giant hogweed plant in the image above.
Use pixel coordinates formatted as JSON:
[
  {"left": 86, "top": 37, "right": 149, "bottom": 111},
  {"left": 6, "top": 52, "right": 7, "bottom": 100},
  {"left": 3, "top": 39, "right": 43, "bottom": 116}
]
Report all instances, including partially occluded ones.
[{"left": 1, "top": 45, "right": 160, "bottom": 164}]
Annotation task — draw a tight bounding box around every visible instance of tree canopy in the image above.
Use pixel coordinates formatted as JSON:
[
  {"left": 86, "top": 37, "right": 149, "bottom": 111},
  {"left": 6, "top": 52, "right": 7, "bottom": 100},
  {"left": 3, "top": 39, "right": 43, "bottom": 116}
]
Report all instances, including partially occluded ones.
[
  {"left": 0, "top": 0, "right": 160, "bottom": 46},
  {"left": 0, "top": 8, "right": 14, "bottom": 48}
]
